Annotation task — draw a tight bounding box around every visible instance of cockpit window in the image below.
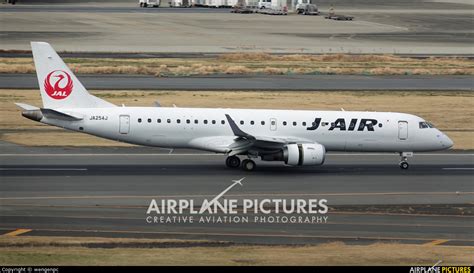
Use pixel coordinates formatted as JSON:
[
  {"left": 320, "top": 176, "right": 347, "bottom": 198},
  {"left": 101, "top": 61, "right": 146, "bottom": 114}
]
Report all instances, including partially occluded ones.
[
  {"left": 419, "top": 122, "right": 429, "bottom": 129},
  {"left": 419, "top": 121, "right": 435, "bottom": 129}
]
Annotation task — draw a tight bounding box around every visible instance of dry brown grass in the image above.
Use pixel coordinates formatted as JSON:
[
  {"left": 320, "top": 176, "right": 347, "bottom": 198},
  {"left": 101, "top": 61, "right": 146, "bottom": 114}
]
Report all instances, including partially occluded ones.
[
  {"left": 0, "top": 63, "right": 35, "bottom": 74},
  {"left": 1, "top": 54, "right": 473, "bottom": 76},
  {"left": 0, "top": 236, "right": 471, "bottom": 265},
  {"left": 219, "top": 52, "right": 405, "bottom": 63},
  {"left": 1, "top": 89, "right": 473, "bottom": 149},
  {"left": 0, "top": 235, "right": 211, "bottom": 248}
]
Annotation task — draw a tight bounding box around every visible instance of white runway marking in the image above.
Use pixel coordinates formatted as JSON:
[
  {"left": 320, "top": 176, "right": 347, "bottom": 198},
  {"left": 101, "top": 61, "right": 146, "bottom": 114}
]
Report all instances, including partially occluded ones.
[
  {"left": 351, "top": 20, "right": 408, "bottom": 31},
  {"left": 0, "top": 153, "right": 217, "bottom": 156},
  {"left": 0, "top": 168, "right": 87, "bottom": 171},
  {"left": 1, "top": 191, "right": 472, "bottom": 200}
]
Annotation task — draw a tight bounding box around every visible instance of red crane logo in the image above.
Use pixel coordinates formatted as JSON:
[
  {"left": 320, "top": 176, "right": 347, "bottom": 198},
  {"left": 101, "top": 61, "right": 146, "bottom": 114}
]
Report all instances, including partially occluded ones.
[{"left": 44, "top": 70, "right": 73, "bottom": 100}]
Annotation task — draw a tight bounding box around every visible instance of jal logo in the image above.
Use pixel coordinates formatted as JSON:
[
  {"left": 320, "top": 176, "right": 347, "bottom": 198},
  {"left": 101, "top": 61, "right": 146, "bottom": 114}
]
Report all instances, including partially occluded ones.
[{"left": 44, "top": 70, "right": 73, "bottom": 99}]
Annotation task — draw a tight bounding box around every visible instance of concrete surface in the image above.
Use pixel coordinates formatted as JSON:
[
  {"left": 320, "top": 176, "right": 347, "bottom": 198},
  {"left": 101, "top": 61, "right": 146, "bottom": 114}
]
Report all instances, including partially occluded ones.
[
  {"left": 1, "top": 1, "right": 473, "bottom": 54},
  {"left": 1, "top": 144, "right": 473, "bottom": 245},
  {"left": 2, "top": 74, "right": 473, "bottom": 90}
]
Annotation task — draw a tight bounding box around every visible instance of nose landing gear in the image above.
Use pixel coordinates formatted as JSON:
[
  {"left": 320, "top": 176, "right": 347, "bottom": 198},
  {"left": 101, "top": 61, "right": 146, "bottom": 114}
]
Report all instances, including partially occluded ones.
[
  {"left": 399, "top": 152, "right": 413, "bottom": 170},
  {"left": 399, "top": 161, "right": 409, "bottom": 170}
]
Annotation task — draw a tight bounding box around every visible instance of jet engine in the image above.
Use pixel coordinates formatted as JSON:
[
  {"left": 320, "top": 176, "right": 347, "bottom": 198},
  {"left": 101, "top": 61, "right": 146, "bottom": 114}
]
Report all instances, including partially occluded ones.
[{"left": 261, "top": 143, "right": 326, "bottom": 166}]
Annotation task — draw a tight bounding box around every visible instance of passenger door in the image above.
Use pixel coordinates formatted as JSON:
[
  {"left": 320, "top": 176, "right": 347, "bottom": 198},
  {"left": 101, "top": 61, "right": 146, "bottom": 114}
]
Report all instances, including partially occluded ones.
[
  {"left": 398, "top": 121, "right": 408, "bottom": 140},
  {"left": 119, "top": 115, "right": 130, "bottom": 134}
]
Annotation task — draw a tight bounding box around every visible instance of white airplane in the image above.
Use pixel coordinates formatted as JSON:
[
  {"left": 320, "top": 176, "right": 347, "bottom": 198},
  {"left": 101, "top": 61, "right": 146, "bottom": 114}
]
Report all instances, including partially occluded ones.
[{"left": 16, "top": 42, "right": 453, "bottom": 171}]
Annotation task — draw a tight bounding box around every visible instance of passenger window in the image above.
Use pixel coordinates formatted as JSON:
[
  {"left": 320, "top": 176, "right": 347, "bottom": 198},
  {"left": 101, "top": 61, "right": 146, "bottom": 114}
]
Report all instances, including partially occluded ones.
[
  {"left": 261, "top": 121, "right": 265, "bottom": 125},
  {"left": 167, "top": 119, "right": 171, "bottom": 123},
  {"left": 302, "top": 122, "right": 306, "bottom": 126},
  {"left": 204, "top": 120, "right": 208, "bottom": 124},
  {"left": 271, "top": 121, "right": 275, "bottom": 125},
  {"left": 283, "top": 121, "right": 287, "bottom": 126},
  {"left": 250, "top": 121, "right": 255, "bottom": 125},
  {"left": 157, "top": 118, "right": 161, "bottom": 123},
  {"left": 293, "top": 121, "right": 297, "bottom": 126},
  {"left": 194, "top": 119, "right": 198, "bottom": 124},
  {"left": 240, "top": 121, "right": 244, "bottom": 125},
  {"left": 177, "top": 119, "right": 181, "bottom": 124},
  {"left": 138, "top": 118, "right": 142, "bottom": 123},
  {"left": 212, "top": 120, "right": 216, "bottom": 124},
  {"left": 221, "top": 120, "right": 225, "bottom": 125},
  {"left": 186, "top": 119, "right": 190, "bottom": 124},
  {"left": 148, "top": 118, "right": 152, "bottom": 123}
]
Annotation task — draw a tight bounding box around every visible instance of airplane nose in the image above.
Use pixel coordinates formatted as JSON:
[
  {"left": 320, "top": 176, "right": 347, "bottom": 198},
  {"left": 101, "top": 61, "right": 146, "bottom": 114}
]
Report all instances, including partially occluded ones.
[
  {"left": 438, "top": 132, "right": 454, "bottom": 149},
  {"left": 444, "top": 135, "right": 454, "bottom": 149}
]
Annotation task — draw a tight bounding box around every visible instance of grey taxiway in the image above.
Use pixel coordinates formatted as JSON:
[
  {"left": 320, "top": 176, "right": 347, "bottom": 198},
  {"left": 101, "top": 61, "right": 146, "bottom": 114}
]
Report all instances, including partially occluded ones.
[
  {"left": 0, "top": 144, "right": 472, "bottom": 245},
  {"left": 1, "top": 74, "right": 473, "bottom": 91}
]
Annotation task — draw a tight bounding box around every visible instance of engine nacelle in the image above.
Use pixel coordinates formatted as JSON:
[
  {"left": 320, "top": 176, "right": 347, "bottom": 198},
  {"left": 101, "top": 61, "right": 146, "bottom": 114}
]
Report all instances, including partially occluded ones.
[{"left": 284, "top": 143, "right": 326, "bottom": 166}]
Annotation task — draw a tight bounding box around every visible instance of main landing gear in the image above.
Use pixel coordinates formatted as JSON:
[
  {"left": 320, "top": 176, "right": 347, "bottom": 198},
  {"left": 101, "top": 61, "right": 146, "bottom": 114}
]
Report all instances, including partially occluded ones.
[
  {"left": 225, "top": 156, "right": 256, "bottom": 171},
  {"left": 225, "top": 155, "right": 241, "bottom": 168},
  {"left": 241, "top": 159, "right": 256, "bottom": 171},
  {"left": 399, "top": 152, "right": 413, "bottom": 170}
]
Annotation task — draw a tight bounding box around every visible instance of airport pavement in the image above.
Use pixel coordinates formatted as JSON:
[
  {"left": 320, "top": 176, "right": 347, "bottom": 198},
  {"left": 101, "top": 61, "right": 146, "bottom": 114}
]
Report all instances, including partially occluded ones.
[
  {"left": 0, "top": 144, "right": 473, "bottom": 245},
  {"left": 1, "top": 74, "right": 473, "bottom": 91},
  {"left": 1, "top": 2, "right": 473, "bottom": 54}
]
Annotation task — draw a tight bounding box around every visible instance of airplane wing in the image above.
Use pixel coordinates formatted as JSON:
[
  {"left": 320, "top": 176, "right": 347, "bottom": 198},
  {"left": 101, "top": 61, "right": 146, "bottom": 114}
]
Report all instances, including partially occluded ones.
[{"left": 225, "top": 114, "right": 312, "bottom": 156}]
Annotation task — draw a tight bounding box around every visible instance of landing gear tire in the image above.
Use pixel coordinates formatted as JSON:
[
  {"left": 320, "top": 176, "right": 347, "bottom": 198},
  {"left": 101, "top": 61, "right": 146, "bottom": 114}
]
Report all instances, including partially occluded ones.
[
  {"left": 225, "top": 156, "right": 241, "bottom": 168},
  {"left": 242, "top": 159, "right": 256, "bottom": 172},
  {"left": 399, "top": 161, "right": 409, "bottom": 170}
]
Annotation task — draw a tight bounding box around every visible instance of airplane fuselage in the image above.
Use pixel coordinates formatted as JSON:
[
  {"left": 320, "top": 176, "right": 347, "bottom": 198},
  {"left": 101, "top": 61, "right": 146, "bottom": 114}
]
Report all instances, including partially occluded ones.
[
  {"left": 40, "top": 107, "right": 453, "bottom": 153},
  {"left": 23, "top": 42, "right": 455, "bottom": 171}
]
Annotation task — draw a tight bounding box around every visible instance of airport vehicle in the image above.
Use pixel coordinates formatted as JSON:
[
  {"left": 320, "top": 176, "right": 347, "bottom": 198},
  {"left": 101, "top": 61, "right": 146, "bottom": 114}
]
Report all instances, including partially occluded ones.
[
  {"left": 139, "top": 0, "right": 160, "bottom": 7},
  {"left": 299, "top": 4, "right": 319, "bottom": 15},
  {"left": 17, "top": 42, "right": 454, "bottom": 171},
  {"left": 296, "top": 0, "right": 318, "bottom": 14},
  {"left": 258, "top": 0, "right": 272, "bottom": 9},
  {"left": 170, "top": 0, "right": 192, "bottom": 7}
]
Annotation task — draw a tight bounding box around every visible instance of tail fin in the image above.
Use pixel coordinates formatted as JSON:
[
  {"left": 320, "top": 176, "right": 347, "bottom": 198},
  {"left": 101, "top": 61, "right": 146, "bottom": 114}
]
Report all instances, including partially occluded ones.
[{"left": 31, "top": 42, "right": 115, "bottom": 109}]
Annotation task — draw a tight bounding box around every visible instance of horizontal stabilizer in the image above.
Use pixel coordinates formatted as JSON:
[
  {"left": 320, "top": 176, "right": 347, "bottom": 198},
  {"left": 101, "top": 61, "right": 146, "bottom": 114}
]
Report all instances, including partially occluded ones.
[
  {"left": 41, "top": 108, "right": 83, "bottom": 121},
  {"left": 15, "top": 103, "right": 40, "bottom": 111}
]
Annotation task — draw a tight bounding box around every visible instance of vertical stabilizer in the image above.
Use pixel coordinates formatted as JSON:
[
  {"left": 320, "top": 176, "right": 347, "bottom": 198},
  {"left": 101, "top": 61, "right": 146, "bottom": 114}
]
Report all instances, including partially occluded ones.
[{"left": 31, "top": 42, "right": 116, "bottom": 109}]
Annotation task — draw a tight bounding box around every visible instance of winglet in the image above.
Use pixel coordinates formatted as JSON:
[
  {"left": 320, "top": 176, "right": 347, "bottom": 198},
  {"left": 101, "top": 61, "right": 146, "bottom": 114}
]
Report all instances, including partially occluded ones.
[{"left": 225, "top": 114, "right": 254, "bottom": 139}]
